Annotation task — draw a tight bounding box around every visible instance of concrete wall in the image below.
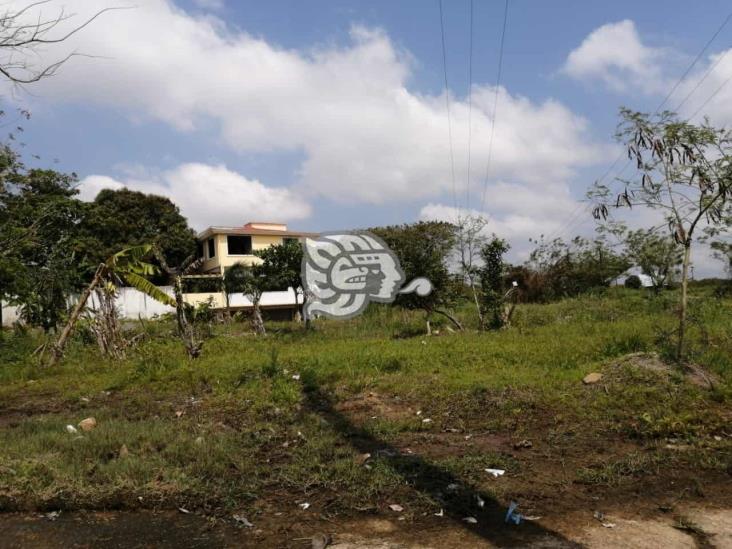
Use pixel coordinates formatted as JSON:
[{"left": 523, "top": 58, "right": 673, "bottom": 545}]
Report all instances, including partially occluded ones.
[{"left": 1, "top": 287, "right": 300, "bottom": 326}]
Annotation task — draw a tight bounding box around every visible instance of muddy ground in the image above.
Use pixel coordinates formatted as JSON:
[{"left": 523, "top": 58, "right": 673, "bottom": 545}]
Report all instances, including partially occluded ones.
[{"left": 1, "top": 356, "right": 731, "bottom": 548}]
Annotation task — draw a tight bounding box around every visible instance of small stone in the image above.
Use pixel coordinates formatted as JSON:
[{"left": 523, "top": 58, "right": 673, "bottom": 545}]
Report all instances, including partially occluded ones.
[
  {"left": 78, "top": 417, "right": 97, "bottom": 432},
  {"left": 583, "top": 373, "right": 603, "bottom": 385},
  {"left": 389, "top": 504, "right": 404, "bottom": 512},
  {"left": 355, "top": 452, "right": 371, "bottom": 466},
  {"left": 514, "top": 439, "right": 533, "bottom": 449},
  {"left": 311, "top": 533, "right": 332, "bottom": 549},
  {"left": 65, "top": 424, "right": 78, "bottom": 434},
  {"left": 232, "top": 514, "right": 253, "bottom": 527},
  {"left": 119, "top": 444, "right": 130, "bottom": 458}
]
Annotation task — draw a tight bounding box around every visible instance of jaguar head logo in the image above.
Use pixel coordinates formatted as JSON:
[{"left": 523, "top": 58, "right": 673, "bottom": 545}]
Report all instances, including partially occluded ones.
[{"left": 302, "top": 232, "right": 432, "bottom": 320}]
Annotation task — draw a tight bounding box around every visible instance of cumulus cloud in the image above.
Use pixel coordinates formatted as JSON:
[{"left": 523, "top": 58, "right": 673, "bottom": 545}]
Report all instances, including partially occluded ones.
[
  {"left": 78, "top": 163, "right": 311, "bottom": 230},
  {"left": 9, "top": 0, "right": 609, "bottom": 207},
  {"left": 419, "top": 178, "right": 588, "bottom": 263},
  {"left": 565, "top": 19, "right": 732, "bottom": 127},
  {"left": 563, "top": 20, "right": 667, "bottom": 94},
  {"left": 674, "top": 48, "right": 732, "bottom": 124}
]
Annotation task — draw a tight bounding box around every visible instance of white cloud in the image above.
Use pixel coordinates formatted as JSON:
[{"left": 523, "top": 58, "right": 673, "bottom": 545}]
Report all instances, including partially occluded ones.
[
  {"left": 675, "top": 48, "right": 732, "bottom": 124},
  {"left": 563, "top": 20, "right": 667, "bottom": 94},
  {"left": 419, "top": 180, "right": 587, "bottom": 263},
  {"left": 9, "top": 0, "right": 609, "bottom": 207},
  {"left": 565, "top": 19, "right": 732, "bottom": 128},
  {"left": 192, "top": 0, "right": 224, "bottom": 10},
  {"left": 78, "top": 163, "right": 311, "bottom": 230}
]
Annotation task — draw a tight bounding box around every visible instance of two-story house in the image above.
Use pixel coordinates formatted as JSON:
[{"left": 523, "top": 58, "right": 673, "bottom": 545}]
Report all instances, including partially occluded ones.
[{"left": 197, "top": 221, "right": 317, "bottom": 275}]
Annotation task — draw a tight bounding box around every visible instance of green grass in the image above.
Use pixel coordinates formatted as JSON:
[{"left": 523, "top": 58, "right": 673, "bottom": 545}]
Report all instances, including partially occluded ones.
[{"left": 0, "top": 287, "right": 730, "bottom": 513}]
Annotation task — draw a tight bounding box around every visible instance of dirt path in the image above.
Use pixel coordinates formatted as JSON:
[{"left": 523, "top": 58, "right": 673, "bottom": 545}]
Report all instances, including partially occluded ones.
[{"left": 1, "top": 505, "right": 730, "bottom": 548}]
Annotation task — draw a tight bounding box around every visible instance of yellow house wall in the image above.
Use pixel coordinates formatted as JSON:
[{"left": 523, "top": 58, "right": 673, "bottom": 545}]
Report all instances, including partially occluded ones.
[{"left": 199, "top": 234, "right": 302, "bottom": 273}]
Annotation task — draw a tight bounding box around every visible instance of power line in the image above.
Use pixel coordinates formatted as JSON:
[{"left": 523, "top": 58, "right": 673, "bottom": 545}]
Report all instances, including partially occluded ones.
[
  {"left": 438, "top": 0, "right": 459, "bottom": 218},
  {"left": 465, "top": 0, "right": 474, "bottom": 212},
  {"left": 479, "top": 0, "right": 509, "bottom": 213},
  {"left": 687, "top": 68, "right": 732, "bottom": 121},
  {"left": 596, "top": 11, "right": 732, "bottom": 191},
  {"left": 673, "top": 46, "right": 731, "bottom": 112},
  {"left": 655, "top": 10, "right": 732, "bottom": 114}
]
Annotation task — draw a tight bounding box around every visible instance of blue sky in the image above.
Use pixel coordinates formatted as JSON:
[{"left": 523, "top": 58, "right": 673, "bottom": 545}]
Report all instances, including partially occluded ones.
[{"left": 7, "top": 0, "right": 732, "bottom": 274}]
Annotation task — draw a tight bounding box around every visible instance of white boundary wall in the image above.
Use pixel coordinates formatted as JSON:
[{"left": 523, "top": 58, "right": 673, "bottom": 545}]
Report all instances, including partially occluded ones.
[{"left": 1, "top": 287, "right": 299, "bottom": 326}]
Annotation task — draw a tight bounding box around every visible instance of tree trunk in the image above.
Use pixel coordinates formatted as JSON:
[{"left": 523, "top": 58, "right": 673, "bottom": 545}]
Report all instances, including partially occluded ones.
[
  {"left": 469, "top": 276, "right": 484, "bottom": 329},
  {"left": 302, "top": 291, "right": 312, "bottom": 330},
  {"left": 676, "top": 243, "right": 692, "bottom": 362},
  {"left": 48, "top": 264, "right": 105, "bottom": 367},
  {"left": 252, "top": 301, "right": 265, "bottom": 335},
  {"left": 173, "top": 275, "right": 202, "bottom": 359}
]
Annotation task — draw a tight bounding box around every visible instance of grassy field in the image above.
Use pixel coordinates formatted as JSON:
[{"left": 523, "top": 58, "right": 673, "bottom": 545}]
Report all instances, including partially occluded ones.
[{"left": 0, "top": 285, "right": 730, "bottom": 538}]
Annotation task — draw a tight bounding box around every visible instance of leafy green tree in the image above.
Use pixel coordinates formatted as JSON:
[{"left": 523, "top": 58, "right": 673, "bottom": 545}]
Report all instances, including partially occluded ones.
[
  {"left": 0, "top": 151, "right": 85, "bottom": 331},
  {"left": 240, "top": 264, "right": 269, "bottom": 335},
  {"left": 624, "top": 228, "right": 682, "bottom": 289},
  {"left": 77, "top": 188, "right": 197, "bottom": 280},
  {"left": 525, "top": 236, "right": 629, "bottom": 301},
  {"left": 255, "top": 239, "right": 305, "bottom": 318},
  {"left": 591, "top": 109, "right": 732, "bottom": 360},
  {"left": 370, "top": 221, "right": 462, "bottom": 330},
  {"left": 705, "top": 206, "right": 731, "bottom": 278},
  {"left": 223, "top": 262, "right": 249, "bottom": 318},
  {"left": 478, "top": 237, "right": 509, "bottom": 330}
]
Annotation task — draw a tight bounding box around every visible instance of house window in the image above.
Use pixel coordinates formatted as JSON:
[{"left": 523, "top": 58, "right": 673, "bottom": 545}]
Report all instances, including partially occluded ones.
[
  {"left": 207, "top": 238, "right": 215, "bottom": 259},
  {"left": 196, "top": 241, "right": 204, "bottom": 259},
  {"left": 283, "top": 237, "right": 299, "bottom": 244},
  {"left": 227, "top": 235, "right": 252, "bottom": 255}
]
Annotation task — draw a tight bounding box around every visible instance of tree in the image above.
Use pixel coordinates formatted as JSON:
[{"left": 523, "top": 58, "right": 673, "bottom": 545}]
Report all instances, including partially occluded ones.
[
  {"left": 370, "top": 221, "right": 463, "bottom": 330},
  {"left": 624, "top": 228, "right": 683, "bottom": 290},
  {"left": 49, "top": 245, "right": 174, "bottom": 366},
  {"left": 154, "top": 251, "right": 204, "bottom": 359},
  {"left": 705, "top": 206, "right": 732, "bottom": 279},
  {"left": 77, "top": 188, "right": 197, "bottom": 282},
  {"left": 591, "top": 109, "right": 732, "bottom": 361},
  {"left": 240, "top": 264, "right": 269, "bottom": 335},
  {"left": 255, "top": 239, "right": 305, "bottom": 319},
  {"left": 478, "top": 237, "right": 510, "bottom": 329},
  {"left": 223, "top": 262, "right": 249, "bottom": 319},
  {"left": 454, "top": 214, "right": 489, "bottom": 327},
  {"left": 0, "top": 2, "right": 118, "bottom": 84},
  {"left": 0, "top": 153, "right": 85, "bottom": 331},
  {"left": 524, "top": 236, "right": 629, "bottom": 301}
]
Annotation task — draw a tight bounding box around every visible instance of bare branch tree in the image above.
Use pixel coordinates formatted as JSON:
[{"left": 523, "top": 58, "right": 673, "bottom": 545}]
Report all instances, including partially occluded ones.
[
  {"left": 0, "top": 1, "right": 123, "bottom": 85},
  {"left": 454, "top": 213, "right": 488, "bottom": 327}
]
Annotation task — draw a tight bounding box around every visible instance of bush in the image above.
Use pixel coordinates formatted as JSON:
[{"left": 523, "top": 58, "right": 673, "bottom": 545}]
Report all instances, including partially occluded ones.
[{"left": 624, "top": 275, "right": 642, "bottom": 289}]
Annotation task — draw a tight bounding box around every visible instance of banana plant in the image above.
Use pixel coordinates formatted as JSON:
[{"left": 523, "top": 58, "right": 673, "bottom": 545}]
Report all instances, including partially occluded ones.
[{"left": 48, "top": 244, "right": 175, "bottom": 366}]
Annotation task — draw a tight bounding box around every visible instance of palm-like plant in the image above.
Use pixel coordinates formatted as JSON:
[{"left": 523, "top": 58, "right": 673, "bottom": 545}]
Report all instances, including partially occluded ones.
[{"left": 48, "top": 244, "right": 175, "bottom": 366}]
